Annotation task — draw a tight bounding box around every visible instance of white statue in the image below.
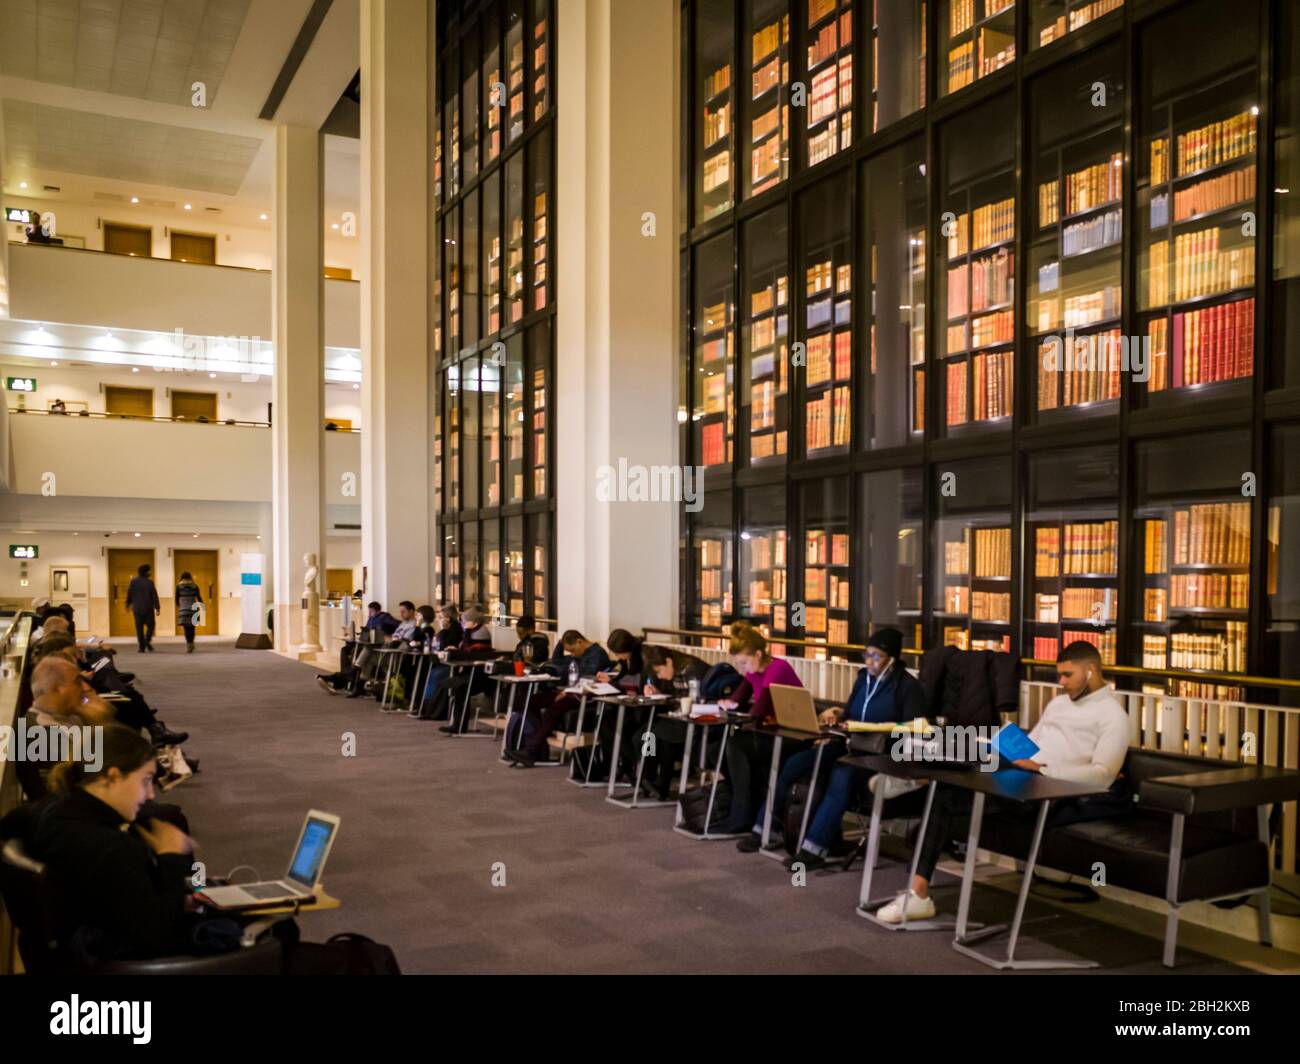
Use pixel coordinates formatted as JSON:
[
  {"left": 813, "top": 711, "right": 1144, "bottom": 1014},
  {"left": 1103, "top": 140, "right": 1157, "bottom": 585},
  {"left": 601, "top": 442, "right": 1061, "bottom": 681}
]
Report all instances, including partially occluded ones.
[{"left": 300, "top": 551, "right": 321, "bottom": 651}]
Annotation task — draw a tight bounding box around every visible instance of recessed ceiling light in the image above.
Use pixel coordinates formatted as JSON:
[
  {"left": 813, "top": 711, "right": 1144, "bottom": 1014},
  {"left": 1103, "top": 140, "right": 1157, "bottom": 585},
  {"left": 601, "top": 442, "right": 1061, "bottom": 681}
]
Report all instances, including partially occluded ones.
[
  {"left": 184, "top": 203, "right": 192, "bottom": 210},
  {"left": 260, "top": 213, "right": 268, "bottom": 221},
  {"left": 209, "top": 372, "right": 217, "bottom": 378},
  {"left": 132, "top": 367, "right": 139, "bottom": 373},
  {"left": 130, "top": 196, "right": 139, "bottom": 204},
  {"left": 19, "top": 181, "right": 27, "bottom": 189},
  {"left": 352, "top": 383, "right": 359, "bottom": 390},
  {"left": 50, "top": 361, "right": 58, "bottom": 367},
  {"left": 134, "top": 532, "right": 141, "bottom": 538},
  {"left": 331, "top": 223, "right": 340, "bottom": 230}
]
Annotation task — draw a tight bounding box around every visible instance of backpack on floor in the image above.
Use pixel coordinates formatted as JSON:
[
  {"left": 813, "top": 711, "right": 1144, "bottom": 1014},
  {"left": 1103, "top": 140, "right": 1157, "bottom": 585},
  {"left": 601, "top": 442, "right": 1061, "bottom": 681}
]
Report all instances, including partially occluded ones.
[
  {"left": 676, "top": 781, "right": 733, "bottom": 835},
  {"left": 783, "top": 774, "right": 830, "bottom": 855}
]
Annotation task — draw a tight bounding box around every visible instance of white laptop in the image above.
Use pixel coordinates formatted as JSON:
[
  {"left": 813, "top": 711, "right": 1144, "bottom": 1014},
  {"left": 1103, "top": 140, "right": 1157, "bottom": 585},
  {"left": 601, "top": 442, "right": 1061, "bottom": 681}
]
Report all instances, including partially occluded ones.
[{"left": 198, "top": 810, "right": 340, "bottom": 911}]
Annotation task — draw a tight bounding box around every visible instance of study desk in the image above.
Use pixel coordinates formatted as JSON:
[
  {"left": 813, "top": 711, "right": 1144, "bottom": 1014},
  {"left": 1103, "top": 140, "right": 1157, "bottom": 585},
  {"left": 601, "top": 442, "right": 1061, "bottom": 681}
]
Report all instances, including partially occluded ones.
[
  {"left": 741, "top": 722, "right": 843, "bottom": 859},
  {"left": 671, "top": 712, "right": 751, "bottom": 841},
  {"left": 201, "top": 889, "right": 342, "bottom": 949},
  {"left": 844, "top": 753, "right": 1106, "bottom": 969},
  {"left": 493, "top": 673, "right": 562, "bottom": 760},
  {"left": 597, "top": 694, "right": 679, "bottom": 809}
]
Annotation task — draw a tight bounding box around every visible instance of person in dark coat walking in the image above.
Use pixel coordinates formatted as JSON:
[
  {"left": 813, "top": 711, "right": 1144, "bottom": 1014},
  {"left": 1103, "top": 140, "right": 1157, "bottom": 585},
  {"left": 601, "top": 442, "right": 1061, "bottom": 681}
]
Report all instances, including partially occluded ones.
[
  {"left": 125, "top": 564, "right": 160, "bottom": 653},
  {"left": 175, "top": 571, "right": 203, "bottom": 653}
]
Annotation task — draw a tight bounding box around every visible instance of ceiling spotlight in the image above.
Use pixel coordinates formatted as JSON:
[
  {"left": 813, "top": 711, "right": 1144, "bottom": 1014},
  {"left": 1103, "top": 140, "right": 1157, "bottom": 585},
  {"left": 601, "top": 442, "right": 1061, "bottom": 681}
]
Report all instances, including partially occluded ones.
[
  {"left": 130, "top": 196, "right": 139, "bottom": 204},
  {"left": 260, "top": 213, "right": 268, "bottom": 221},
  {"left": 209, "top": 372, "right": 217, "bottom": 378},
  {"left": 50, "top": 361, "right": 58, "bottom": 367},
  {"left": 132, "top": 367, "right": 139, "bottom": 373},
  {"left": 133, "top": 532, "right": 141, "bottom": 538},
  {"left": 352, "top": 383, "right": 359, "bottom": 390},
  {"left": 19, "top": 181, "right": 28, "bottom": 189},
  {"left": 331, "top": 223, "right": 340, "bottom": 230},
  {"left": 184, "top": 203, "right": 192, "bottom": 210}
]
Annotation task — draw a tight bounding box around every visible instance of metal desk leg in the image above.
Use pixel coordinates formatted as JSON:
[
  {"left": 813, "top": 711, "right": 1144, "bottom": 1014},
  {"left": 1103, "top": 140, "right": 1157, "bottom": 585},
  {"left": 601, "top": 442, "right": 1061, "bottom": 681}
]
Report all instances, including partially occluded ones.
[
  {"left": 952, "top": 798, "right": 1098, "bottom": 970},
  {"left": 408, "top": 657, "right": 429, "bottom": 717},
  {"left": 673, "top": 723, "right": 749, "bottom": 841},
  {"left": 565, "top": 693, "right": 590, "bottom": 780},
  {"left": 794, "top": 742, "right": 826, "bottom": 852},
  {"left": 605, "top": 705, "right": 628, "bottom": 798},
  {"left": 857, "top": 780, "right": 966, "bottom": 932},
  {"left": 607, "top": 708, "right": 675, "bottom": 809},
  {"left": 758, "top": 735, "right": 784, "bottom": 849},
  {"left": 499, "top": 684, "right": 520, "bottom": 758},
  {"left": 674, "top": 723, "right": 696, "bottom": 827}
]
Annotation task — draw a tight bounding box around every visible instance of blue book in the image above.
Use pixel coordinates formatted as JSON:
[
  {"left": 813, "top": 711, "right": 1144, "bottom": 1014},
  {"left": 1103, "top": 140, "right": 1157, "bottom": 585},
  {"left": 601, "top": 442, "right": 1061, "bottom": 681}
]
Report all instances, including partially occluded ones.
[{"left": 992, "top": 722, "right": 1040, "bottom": 764}]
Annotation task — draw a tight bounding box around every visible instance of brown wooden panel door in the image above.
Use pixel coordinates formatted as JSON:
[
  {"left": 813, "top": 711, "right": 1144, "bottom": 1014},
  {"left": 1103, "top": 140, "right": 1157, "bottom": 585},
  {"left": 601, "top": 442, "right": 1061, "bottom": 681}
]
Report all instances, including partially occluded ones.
[
  {"left": 171, "top": 390, "right": 218, "bottom": 420},
  {"left": 170, "top": 230, "right": 216, "bottom": 264},
  {"left": 107, "top": 549, "right": 156, "bottom": 637},
  {"left": 173, "top": 549, "right": 219, "bottom": 636},
  {"left": 103, "top": 222, "right": 152, "bottom": 257},
  {"left": 105, "top": 386, "right": 153, "bottom": 418}
]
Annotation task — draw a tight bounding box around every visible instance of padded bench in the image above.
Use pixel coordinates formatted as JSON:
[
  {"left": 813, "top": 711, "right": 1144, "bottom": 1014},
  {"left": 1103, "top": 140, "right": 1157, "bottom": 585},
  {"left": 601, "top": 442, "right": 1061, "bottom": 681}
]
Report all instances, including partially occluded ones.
[{"left": 970, "top": 748, "right": 1300, "bottom": 967}]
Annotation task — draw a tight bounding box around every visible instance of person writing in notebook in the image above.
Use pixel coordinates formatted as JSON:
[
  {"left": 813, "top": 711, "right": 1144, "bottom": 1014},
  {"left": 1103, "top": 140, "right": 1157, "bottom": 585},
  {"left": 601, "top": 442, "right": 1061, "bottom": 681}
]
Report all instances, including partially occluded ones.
[{"left": 876, "top": 640, "right": 1131, "bottom": 923}]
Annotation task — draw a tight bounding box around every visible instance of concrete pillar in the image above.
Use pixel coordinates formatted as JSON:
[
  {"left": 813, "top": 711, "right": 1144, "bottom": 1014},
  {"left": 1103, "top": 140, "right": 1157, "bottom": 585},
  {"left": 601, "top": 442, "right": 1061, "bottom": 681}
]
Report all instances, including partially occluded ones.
[
  {"left": 556, "top": 0, "right": 680, "bottom": 636},
  {"left": 360, "top": 0, "right": 431, "bottom": 607},
  {"left": 271, "top": 124, "right": 326, "bottom": 652}
]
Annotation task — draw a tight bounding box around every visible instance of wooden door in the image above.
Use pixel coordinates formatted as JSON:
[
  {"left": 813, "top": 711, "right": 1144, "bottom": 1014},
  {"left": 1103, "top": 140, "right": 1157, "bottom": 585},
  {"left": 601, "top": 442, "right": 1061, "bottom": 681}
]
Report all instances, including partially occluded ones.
[
  {"left": 105, "top": 386, "right": 153, "bottom": 418},
  {"left": 171, "top": 390, "right": 218, "bottom": 420},
  {"left": 170, "top": 230, "right": 216, "bottom": 264},
  {"left": 173, "top": 549, "right": 219, "bottom": 636},
  {"left": 103, "top": 222, "right": 152, "bottom": 257},
  {"left": 107, "top": 549, "right": 156, "bottom": 637},
  {"left": 50, "top": 565, "right": 90, "bottom": 632}
]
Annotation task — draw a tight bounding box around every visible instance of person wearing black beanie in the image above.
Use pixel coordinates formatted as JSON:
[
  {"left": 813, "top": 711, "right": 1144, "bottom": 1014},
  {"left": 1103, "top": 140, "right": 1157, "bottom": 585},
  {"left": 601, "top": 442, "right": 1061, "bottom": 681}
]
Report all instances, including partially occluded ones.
[{"left": 778, "top": 627, "right": 927, "bottom": 871}]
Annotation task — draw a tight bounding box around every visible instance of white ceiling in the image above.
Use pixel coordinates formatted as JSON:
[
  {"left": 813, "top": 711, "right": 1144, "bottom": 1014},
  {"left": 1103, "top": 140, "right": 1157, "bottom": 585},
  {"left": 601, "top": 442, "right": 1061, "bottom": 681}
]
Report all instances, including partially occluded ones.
[
  {"left": 5, "top": 98, "right": 263, "bottom": 196},
  {"left": 0, "top": 0, "right": 253, "bottom": 107},
  {"left": 0, "top": 0, "right": 359, "bottom": 223}
]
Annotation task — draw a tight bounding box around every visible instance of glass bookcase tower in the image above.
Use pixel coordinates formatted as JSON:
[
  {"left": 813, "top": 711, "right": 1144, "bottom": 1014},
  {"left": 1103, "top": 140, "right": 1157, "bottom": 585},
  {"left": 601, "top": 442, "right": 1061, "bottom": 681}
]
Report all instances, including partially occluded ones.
[{"left": 677, "top": 0, "right": 1300, "bottom": 694}]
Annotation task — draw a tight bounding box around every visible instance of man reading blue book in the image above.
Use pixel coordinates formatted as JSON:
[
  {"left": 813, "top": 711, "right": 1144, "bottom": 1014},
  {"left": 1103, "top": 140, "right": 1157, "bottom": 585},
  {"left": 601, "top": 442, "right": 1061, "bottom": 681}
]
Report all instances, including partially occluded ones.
[{"left": 876, "top": 640, "right": 1131, "bottom": 924}]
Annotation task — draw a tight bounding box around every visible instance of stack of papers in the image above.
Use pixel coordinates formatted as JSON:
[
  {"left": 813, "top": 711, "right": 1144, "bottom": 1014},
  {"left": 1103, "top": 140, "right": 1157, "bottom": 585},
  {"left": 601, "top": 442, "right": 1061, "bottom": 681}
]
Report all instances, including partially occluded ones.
[
  {"left": 563, "top": 680, "right": 620, "bottom": 696},
  {"left": 689, "top": 703, "right": 722, "bottom": 719},
  {"left": 843, "top": 717, "right": 933, "bottom": 734}
]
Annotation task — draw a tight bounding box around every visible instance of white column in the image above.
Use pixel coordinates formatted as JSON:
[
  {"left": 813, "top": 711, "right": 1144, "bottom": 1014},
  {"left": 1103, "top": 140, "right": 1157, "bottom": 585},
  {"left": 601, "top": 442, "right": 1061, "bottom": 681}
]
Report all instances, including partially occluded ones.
[
  {"left": 556, "top": 0, "right": 680, "bottom": 637},
  {"left": 271, "top": 124, "right": 326, "bottom": 652},
  {"left": 360, "top": 0, "right": 431, "bottom": 607}
]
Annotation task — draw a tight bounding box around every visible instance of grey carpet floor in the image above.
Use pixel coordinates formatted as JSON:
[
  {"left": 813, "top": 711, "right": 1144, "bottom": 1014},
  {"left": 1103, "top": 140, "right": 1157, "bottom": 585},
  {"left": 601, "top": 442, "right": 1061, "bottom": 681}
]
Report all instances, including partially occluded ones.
[{"left": 130, "top": 643, "right": 1248, "bottom": 975}]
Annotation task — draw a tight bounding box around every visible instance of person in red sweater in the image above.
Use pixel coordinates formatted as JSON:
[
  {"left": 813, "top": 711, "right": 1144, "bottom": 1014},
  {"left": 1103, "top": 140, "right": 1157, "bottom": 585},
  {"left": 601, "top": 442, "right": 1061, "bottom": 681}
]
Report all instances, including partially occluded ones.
[{"left": 716, "top": 622, "right": 804, "bottom": 838}]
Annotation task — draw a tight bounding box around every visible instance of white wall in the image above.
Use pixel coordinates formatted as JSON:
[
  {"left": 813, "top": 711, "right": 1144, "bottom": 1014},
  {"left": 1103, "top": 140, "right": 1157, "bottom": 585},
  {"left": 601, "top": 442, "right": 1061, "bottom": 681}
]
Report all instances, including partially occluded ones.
[
  {"left": 6, "top": 196, "right": 361, "bottom": 274},
  {"left": 5, "top": 414, "right": 361, "bottom": 503},
  {"left": 7, "top": 244, "right": 361, "bottom": 353},
  {"left": 0, "top": 530, "right": 262, "bottom": 637},
  {"left": 1, "top": 361, "right": 363, "bottom": 425}
]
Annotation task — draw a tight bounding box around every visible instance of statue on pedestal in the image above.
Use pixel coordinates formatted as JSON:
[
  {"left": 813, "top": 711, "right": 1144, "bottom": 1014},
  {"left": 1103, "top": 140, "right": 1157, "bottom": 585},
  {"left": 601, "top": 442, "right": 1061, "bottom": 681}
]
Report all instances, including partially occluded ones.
[{"left": 300, "top": 551, "right": 321, "bottom": 652}]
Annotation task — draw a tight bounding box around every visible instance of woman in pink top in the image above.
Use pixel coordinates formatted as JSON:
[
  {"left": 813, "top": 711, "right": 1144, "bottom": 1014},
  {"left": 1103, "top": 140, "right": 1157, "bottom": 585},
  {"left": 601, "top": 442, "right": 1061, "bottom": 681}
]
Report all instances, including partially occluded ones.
[{"left": 717, "top": 623, "right": 804, "bottom": 838}]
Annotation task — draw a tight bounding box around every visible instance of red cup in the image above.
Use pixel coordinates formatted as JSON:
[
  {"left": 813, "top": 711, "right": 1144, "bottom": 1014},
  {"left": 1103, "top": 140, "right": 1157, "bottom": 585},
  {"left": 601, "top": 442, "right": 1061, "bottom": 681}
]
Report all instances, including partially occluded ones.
[{"left": 514, "top": 660, "right": 525, "bottom": 677}]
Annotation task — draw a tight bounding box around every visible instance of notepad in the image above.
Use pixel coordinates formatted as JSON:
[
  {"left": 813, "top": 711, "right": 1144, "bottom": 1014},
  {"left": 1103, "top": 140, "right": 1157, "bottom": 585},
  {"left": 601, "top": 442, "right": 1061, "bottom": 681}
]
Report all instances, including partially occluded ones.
[
  {"left": 843, "top": 717, "right": 932, "bottom": 734},
  {"left": 563, "top": 681, "right": 620, "bottom": 696},
  {"left": 689, "top": 703, "right": 722, "bottom": 719}
]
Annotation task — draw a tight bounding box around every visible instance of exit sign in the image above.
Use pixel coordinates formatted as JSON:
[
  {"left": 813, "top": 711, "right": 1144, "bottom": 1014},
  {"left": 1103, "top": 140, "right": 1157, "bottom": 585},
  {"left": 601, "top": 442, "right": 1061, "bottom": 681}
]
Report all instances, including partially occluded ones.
[
  {"left": 9, "top": 545, "right": 38, "bottom": 559},
  {"left": 5, "top": 377, "right": 36, "bottom": 392}
]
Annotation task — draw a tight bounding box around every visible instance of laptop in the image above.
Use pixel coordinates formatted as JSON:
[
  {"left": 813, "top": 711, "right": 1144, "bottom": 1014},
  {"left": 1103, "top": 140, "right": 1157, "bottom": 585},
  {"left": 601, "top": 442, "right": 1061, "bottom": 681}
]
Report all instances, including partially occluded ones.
[
  {"left": 769, "top": 684, "right": 828, "bottom": 735},
  {"left": 198, "top": 810, "right": 340, "bottom": 911}
]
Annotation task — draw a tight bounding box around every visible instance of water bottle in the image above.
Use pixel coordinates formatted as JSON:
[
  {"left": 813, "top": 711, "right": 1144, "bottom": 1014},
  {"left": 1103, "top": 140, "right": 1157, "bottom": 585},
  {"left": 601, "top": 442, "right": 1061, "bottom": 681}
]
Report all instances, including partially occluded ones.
[
  {"left": 568, "top": 660, "right": 579, "bottom": 688},
  {"left": 688, "top": 677, "right": 700, "bottom": 705}
]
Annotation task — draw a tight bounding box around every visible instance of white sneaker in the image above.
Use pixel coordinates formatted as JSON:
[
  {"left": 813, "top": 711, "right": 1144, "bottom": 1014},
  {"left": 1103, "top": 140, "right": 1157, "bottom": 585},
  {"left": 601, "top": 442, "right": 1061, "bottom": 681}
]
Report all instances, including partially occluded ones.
[{"left": 875, "top": 890, "right": 937, "bottom": 924}]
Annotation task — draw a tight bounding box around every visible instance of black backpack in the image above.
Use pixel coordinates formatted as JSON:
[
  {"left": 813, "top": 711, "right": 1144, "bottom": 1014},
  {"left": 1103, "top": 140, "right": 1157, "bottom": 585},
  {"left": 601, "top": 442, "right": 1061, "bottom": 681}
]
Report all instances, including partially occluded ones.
[
  {"left": 783, "top": 775, "right": 830, "bottom": 855},
  {"left": 701, "top": 662, "right": 741, "bottom": 701},
  {"left": 676, "top": 781, "right": 733, "bottom": 834}
]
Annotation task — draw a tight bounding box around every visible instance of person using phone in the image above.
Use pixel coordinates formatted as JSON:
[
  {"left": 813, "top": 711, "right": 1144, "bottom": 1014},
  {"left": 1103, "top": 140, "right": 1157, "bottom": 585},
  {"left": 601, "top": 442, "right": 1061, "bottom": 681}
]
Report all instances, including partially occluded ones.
[{"left": 875, "top": 641, "right": 1131, "bottom": 923}]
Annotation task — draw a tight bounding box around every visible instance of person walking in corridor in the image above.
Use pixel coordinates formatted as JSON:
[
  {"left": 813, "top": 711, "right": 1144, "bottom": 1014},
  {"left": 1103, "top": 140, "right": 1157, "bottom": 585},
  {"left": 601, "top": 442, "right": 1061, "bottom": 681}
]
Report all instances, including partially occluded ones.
[
  {"left": 126, "top": 563, "right": 160, "bottom": 653},
  {"left": 175, "top": 571, "right": 203, "bottom": 654}
]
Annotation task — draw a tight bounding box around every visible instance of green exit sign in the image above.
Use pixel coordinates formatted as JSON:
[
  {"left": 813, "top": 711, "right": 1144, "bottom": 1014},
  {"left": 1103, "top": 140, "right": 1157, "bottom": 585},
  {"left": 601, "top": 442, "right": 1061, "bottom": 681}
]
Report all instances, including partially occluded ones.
[
  {"left": 5, "top": 377, "right": 36, "bottom": 392},
  {"left": 9, "top": 545, "right": 38, "bottom": 559}
]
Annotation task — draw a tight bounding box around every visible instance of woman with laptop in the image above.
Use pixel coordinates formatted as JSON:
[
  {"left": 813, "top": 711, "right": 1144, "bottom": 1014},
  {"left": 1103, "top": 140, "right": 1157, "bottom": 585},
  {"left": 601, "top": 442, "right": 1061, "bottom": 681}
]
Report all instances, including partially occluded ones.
[
  {"left": 779, "top": 628, "right": 925, "bottom": 869},
  {"left": 712, "top": 622, "right": 803, "bottom": 837}
]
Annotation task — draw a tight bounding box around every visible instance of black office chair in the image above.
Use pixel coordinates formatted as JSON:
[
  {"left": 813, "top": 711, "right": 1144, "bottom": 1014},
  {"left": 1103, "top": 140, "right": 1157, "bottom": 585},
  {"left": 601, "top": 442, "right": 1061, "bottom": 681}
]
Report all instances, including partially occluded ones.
[{"left": 1, "top": 839, "right": 284, "bottom": 975}]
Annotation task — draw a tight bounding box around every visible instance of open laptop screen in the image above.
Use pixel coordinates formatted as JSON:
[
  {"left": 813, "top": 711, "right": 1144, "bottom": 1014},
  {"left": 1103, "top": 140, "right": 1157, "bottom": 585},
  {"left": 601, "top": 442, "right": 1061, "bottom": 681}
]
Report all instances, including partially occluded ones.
[{"left": 288, "top": 816, "right": 336, "bottom": 887}]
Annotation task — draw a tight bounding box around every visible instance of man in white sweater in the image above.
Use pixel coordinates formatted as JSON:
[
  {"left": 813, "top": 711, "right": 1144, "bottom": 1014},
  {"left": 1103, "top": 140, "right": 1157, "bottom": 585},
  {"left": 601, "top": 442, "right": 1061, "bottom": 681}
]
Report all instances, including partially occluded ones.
[{"left": 878, "top": 641, "right": 1131, "bottom": 923}]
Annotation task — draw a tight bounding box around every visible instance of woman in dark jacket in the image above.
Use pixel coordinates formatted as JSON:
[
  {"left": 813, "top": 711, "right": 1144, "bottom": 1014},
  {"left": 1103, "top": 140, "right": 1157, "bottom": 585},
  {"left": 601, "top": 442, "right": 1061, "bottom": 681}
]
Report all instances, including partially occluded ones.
[
  {"left": 644, "top": 645, "right": 710, "bottom": 800},
  {"left": 175, "top": 571, "right": 203, "bottom": 653},
  {"left": 0, "top": 725, "right": 196, "bottom": 964},
  {"left": 776, "top": 628, "right": 926, "bottom": 869}
]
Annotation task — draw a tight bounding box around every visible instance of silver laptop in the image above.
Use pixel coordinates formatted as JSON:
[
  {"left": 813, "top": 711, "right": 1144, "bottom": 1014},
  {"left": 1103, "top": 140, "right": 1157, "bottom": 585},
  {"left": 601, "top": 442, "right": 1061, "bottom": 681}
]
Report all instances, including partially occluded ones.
[
  {"left": 199, "top": 810, "right": 340, "bottom": 910},
  {"left": 769, "top": 684, "right": 827, "bottom": 734}
]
